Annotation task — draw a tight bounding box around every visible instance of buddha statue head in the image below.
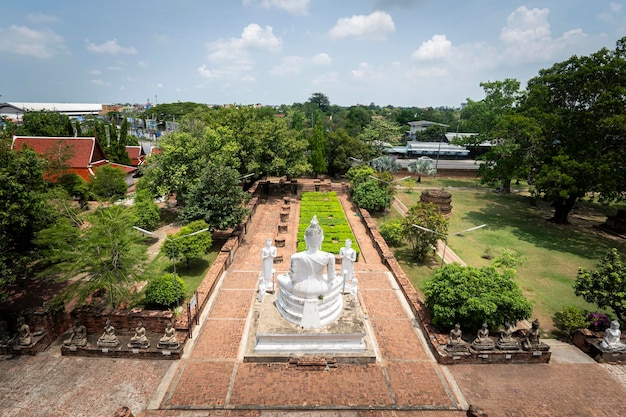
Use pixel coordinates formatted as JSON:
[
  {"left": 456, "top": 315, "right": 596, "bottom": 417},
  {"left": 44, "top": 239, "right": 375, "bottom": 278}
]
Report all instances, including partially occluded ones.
[{"left": 304, "top": 215, "right": 324, "bottom": 251}]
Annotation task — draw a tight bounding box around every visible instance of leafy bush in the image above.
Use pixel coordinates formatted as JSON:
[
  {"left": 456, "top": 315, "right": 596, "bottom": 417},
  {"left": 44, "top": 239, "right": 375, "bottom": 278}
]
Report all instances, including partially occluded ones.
[
  {"left": 90, "top": 164, "right": 128, "bottom": 201},
  {"left": 554, "top": 305, "right": 590, "bottom": 341},
  {"left": 144, "top": 273, "right": 186, "bottom": 308},
  {"left": 352, "top": 180, "right": 391, "bottom": 212},
  {"left": 133, "top": 189, "right": 160, "bottom": 231},
  {"left": 401, "top": 202, "right": 448, "bottom": 263},
  {"left": 423, "top": 260, "right": 533, "bottom": 330},
  {"left": 379, "top": 219, "right": 404, "bottom": 247},
  {"left": 588, "top": 311, "right": 611, "bottom": 331}
]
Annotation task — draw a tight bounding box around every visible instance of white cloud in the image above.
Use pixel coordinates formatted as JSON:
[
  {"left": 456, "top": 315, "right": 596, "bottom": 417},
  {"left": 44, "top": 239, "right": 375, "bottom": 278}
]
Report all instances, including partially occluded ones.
[
  {"left": 26, "top": 13, "right": 59, "bottom": 23},
  {"left": 312, "top": 72, "right": 340, "bottom": 85},
  {"left": 90, "top": 79, "right": 104, "bottom": 85},
  {"left": 157, "top": 83, "right": 163, "bottom": 88},
  {"left": 329, "top": 11, "right": 395, "bottom": 41},
  {"left": 86, "top": 39, "right": 138, "bottom": 55},
  {"left": 0, "top": 25, "right": 67, "bottom": 58},
  {"left": 243, "top": 0, "right": 310, "bottom": 15},
  {"left": 89, "top": 69, "right": 102, "bottom": 75},
  {"left": 197, "top": 65, "right": 212, "bottom": 78},
  {"left": 138, "top": 60, "right": 150, "bottom": 68},
  {"left": 351, "top": 62, "right": 385, "bottom": 80},
  {"left": 499, "top": 6, "right": 587, "bottom": 64},
  {"left": 411, "top": 34, "right": 452, "bottom": 61},
  {"left": 610, "top": 2, "right": 622, "bottom": 13},
  {"left": 108, "top": 66, "right": 123, "bottom": 71},
  {"left": 270, "top": 52, "right": 331, "bottom": 75}
]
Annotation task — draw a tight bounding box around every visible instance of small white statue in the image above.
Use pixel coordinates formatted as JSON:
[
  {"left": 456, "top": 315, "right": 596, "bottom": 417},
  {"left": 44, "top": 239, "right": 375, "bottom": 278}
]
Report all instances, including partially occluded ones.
[
  {"left": 339, "top": 238, "right": 357, "bottom": 283},
  {"left": 260, "top": 238, "right": 277, "bottom": 291},
  {"left": 257, "top": 276, "right": 267, "bottom": 303},
  {"left": 349, "top": 277, "right": 358, "bottom": 299},
  {"left": 600, "top": 320, "right": 626, "bottom": 352}
]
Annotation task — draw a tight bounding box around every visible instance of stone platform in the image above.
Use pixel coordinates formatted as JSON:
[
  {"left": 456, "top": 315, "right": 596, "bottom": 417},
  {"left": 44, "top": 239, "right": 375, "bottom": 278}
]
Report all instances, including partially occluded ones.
[{"left": 244, "top": 292, "right": 376, "bottom": 363}]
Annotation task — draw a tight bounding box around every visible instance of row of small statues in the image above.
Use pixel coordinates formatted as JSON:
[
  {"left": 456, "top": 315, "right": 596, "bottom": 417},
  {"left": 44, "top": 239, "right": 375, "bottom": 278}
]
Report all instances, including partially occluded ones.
[
  {"left": 446, "top": 319, "right": 550, "bottom": 353},
  {"left": 0, "top": 317, "right": 35, "bottom": 347},
  {"left": 63, "top": 319, "right": 179, "bottom": 350}
]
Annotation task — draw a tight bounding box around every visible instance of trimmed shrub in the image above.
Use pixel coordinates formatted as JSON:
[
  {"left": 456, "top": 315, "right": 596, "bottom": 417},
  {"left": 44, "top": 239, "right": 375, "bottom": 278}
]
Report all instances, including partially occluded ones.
[
  {"left": 144, "top": 273, "right": 186, "bottom": 308},
  {"left": 554, "top": 305, "right": 590, "bottom": 341},
  {"left": 379, "top": 219, "right": 404, "bottom": 247}
]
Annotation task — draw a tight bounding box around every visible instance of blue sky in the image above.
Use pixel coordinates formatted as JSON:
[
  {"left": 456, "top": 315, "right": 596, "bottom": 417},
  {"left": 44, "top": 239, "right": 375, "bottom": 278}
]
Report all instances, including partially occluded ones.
[{"left": 1, "top": 0, "right": 624, "bottom": 107}]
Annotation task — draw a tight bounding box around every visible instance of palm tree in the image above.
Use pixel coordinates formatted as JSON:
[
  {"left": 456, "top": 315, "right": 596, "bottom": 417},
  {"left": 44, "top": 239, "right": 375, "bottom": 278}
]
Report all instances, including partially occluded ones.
[
  {"left": 371, "top": 155, "right": 400, "bottom": 173},
  {"left": 407, "top": 159, "right": 436, "bottom": 182}
]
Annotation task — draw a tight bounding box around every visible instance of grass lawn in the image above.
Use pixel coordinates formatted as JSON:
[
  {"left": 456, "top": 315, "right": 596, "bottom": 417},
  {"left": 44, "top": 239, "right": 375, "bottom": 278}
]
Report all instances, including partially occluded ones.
[
  {"left": 136, "top": 238, "right": 224, "bottom": 305},
  {"left": 386, "top": 179, "right": 626, "bottom": 332}
]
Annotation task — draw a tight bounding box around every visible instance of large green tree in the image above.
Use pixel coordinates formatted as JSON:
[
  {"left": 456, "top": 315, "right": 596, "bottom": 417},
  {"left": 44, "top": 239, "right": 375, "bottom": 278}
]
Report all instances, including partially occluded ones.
[
  {"left": 178, "top": 162, "right": 250, "bottom": 231},
  {"left": 309, "top": 113, "right": 327, "bottom": 175},
  {"left": 160, "top": 220, "right": 212, "bottom": 269},
  {"left": 423, "top": 256, "right": 533, "bottom": 329},
  {"left": 575, "top": 248, "right": 626, "bottom": 324},
  {"left": 64, "top": 205, "right": 146, "bottom": 307},
  {"left": 0, "top": 146, "right": 56, "bottom": 292},
  {"left": 19, "top": 111, "right": 74, "bottom": 136},
  {"left": 522, "top": 37, "right": 626, "bottom": 223},
  {"left": 401, "top": 202, "right": 448, "bottom": 263}
]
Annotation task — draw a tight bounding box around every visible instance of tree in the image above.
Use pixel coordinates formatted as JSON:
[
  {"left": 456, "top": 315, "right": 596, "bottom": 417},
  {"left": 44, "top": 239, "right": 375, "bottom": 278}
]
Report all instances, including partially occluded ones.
[
  {"left": 345, "top": 106, "right": 372, "bottom": 136},
  {"left": 309, "top": 113, "right": 327, "bottom": 175},
  {"left": 358, "top": 118, "right": 403, "bottom": 145},
  {"left": 407, "top": 159, "right": 436, "bottom": 182},
  {"left": 160, "top": 220, "right": 212, "bottom": 269},
  {"left": 19, "top": 110, "right": 73, "bottom": 136},
  {"left": 0, "top": 146, "right": 56, "bottom": 293},
  {"left": 178, "top": 162, "right": 250, "bottom": 231},
  {"left": 346, "top": 165, "right": 376, "bottom": 190},
  {"left": 522, "top": 37, "right": 626, "bottom": 223},
  {"left": 423, "top": 256, "right": 533, "bottom": 329},
  {"left": 575, "top": 248, "right": 626, "bottom": 324},
  {"left": 352, "top": 179, "right": 392, "bottom": 213},
  {"left": 64, "top": 205, "right": 146, "bottom": 307},
  {"left": 144, "top": 273, "right": 187, "bottom": 308},
  {"left": 90, "top": 164, "right": 128, "bottom": 201},
  {"left": 133, "top": 189, "right": 160, "bottom": 231},
  {"left": 306, "top": 92, "right": 330, "bottom": 113},
  {"left": 325, "top": 128, "right": 373, "bottom": 176},
  {"left": 401, "top": 202, "right": 448, "bottom": 262},
  {"left": 371, "top": 156, "right": 400, "bottom": 173}
]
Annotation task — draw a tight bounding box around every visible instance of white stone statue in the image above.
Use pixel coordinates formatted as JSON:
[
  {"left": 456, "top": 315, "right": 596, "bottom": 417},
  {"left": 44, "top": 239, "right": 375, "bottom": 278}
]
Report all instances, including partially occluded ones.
[
  {"left": 257, "top": 276, "right": 267, "bottom": 303},
  {"left": 600, "top": 320, "right": 626, "bottom": 352},
  {"left": 349, "top": 277, "right": 358, "bottom": 299},
  {"left": 260, "top": 238, "right": 276, "bottom": 291},
  {"left": 339, "top": 238, "right": 357, "bottom": 286},
  {"left": 276, "top": 215, "right": 344, "bottom": 328}
]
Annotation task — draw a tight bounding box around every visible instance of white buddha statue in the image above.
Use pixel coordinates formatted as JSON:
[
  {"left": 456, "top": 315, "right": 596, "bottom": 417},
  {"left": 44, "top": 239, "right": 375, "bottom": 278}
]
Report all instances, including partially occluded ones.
[{"left": 276, "top": 215, "right": 344, "bottom": 328}]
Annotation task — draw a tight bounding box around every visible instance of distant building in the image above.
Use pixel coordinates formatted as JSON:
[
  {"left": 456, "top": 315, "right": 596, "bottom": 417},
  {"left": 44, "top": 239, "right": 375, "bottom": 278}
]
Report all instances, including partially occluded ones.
[
  {"left": 407, "top": 120, "right": 448, "bottom": 136},
  {"left": 0, "top": 102, "right": 104, "bottom": 122}
]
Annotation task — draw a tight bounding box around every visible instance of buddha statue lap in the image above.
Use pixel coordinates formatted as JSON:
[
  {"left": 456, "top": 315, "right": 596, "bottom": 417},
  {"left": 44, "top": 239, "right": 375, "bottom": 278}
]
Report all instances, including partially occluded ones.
[
  {"left": 157, "top": 323, "right": 179, "bottom": 349},
  {"left": 496, "top": 321, "right": 520, "bottom": 350},
  {"left": 471, "top": 323, "right": 495, "bottom": 351},
  {"left": 16, "top": 316, "right": 32, "bottom": 347},
  {"left": 599, "top": 320, "right": 626, "bottom": 352},
  {"left": 97, "top": 319, "right": 120, "bottom": 348},
  {"left": 522, "top": 319, "right": 549, "bottom": 351},
  {"left": 64, "top": 319, "right": 88, "bottom": 347},
  {"left": 446, "top": 323, "right": 468, "bottom": 353},
  {"left": 128, "top": 322, "right": 150, "bottom": 349},
  {"left": 276, "top": 215, "right": 344, "bottom": 329}
]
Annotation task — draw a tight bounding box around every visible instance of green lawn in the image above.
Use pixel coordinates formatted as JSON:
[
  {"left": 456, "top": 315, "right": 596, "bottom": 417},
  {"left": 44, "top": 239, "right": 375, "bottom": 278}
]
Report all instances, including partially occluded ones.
[
  {"left": 387, "top": 184, "right": 626, "bottom": 332},
  {"left": 137, "top": 238, "right": 223, "bottom": 305}
]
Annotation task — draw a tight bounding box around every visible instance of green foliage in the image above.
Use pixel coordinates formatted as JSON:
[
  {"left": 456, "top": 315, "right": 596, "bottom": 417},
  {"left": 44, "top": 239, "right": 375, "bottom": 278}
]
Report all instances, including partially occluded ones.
[
  {"left": 346, "top": 165, "right": 375, "bottom": 190},
  {"left": 309, "top": 113, "right": 327, "bottom": 174},
  {"left": 65, "top": 205, "right": 146, "bottom": 307},
  {"left": 407, "top": 159, "right": 436, "bottom": 181},
  {"left": 18, "top": 110, "right": 73, "bottom": 136},
  {"left": 352, "top": 179, "right": 392, "bottom": 213},
  {"left": 58, "top": 173, "right": 89, "bottom": 205},
  {"left": 297, "top": 192, "right": 360, "bottom": 256},
  {"left": 553, "top": 305, "right": 590, "bottom": 341},
  {"left": 133, "top": 189, "right": 160, "bottom": 231},
  {"left": 371, "top": 156, "right": 400, "bottom": 173},
  {"left": 178, "top": 163, "right": 250, "bottom": 231},
  {"left": 160, "top": 220, "right": 212, "bottom": 269},
  {"left": 90, "top": 164, "right": 128, "bottom": 201},
  {"left": 379, "top": 219, "right": 404, "bottom": 247},
  {"left": 144, "top": 273, "right": 187, "bottom": 308},
  {"left": 523, "top": 37, "right": 626, "bottom": 223},
  {"left": 575, "top": 248, "right": 626, "bottom": 324},
  {"left": 423, "top": 261, "right": 533, "bottom": 330},
  {"left": 0, "top": 146, "right": 56, "bottom": 291},
  {"left": 401, "top": 202, "right": 448, "bottom": 263},
  {"left": 325, "top": 128, "right": 373, "bottom": 176}
]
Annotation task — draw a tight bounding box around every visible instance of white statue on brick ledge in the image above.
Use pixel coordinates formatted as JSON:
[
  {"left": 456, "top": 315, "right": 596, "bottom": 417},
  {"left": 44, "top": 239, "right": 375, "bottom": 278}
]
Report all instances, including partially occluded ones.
[{"left": 276, "top": 215, "right": 344, "bottom": 328}]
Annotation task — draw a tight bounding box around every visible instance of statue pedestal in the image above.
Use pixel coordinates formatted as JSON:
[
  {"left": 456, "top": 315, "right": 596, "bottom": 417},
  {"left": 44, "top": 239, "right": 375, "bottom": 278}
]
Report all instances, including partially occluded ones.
[{"left": 245, "top": 293, "right": 375, "bottom": 363}]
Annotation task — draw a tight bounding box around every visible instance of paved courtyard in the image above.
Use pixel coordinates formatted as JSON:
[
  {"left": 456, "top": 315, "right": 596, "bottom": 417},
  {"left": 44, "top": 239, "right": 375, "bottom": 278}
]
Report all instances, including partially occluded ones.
[{"left": 2, "top": 189, "right": 626, "bottom": 416}]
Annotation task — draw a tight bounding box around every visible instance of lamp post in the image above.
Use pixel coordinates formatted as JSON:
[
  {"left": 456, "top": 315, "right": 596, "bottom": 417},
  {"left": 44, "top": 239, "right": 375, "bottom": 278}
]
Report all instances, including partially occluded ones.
[
  {"left": 412, "top": 223, "right": 486, "bottom": 267},
  {"left": 368, "top": 175, "right": 410, "bottom": 219},
  {"left": 133, "top": 226, "right": 210, "bottom": 306}
]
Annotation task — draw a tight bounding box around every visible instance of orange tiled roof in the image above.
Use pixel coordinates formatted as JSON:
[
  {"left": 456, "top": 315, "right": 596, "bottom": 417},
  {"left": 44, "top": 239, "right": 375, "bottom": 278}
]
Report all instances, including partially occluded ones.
[{"left": 11, "top": 136, "right": 108, "bottom": 181}]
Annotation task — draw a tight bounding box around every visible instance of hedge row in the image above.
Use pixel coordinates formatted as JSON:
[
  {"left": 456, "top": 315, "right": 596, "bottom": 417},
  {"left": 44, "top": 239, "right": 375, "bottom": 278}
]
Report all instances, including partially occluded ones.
[{"left": 297, "top": 192, "right": 360, "bottom": 257}]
